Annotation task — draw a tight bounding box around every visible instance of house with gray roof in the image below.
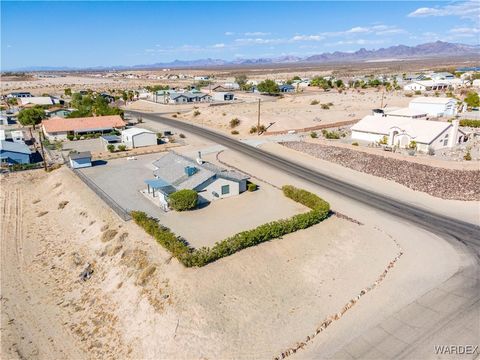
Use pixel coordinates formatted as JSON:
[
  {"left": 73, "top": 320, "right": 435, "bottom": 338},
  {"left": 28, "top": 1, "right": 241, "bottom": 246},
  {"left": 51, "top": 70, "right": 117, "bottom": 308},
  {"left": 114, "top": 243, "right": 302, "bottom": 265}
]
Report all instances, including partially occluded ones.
[
  {"left": 0, "top": 140, "right": 31, "bottom": 165},
  {"left": 169, "top": 92, "right": 212, "bottom": 104},
  {"left": 144, "top": 152, "right": 249, "bottom": 210}
]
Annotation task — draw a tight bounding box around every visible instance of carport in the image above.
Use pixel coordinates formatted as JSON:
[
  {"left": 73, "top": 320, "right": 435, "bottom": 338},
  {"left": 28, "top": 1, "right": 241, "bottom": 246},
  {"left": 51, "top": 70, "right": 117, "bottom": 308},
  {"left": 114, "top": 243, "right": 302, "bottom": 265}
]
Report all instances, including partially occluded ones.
[{"left": 144, "top": 178, "right": 176, "bottom": 210}]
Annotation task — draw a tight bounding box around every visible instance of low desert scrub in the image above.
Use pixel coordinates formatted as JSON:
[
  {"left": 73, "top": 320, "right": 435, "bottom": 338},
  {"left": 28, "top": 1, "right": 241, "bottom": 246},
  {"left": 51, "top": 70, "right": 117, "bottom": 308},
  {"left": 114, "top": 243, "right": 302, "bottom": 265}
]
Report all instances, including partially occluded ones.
[
  {"left": 193, "top": 110, "right": 201, "bottom": 117},
  {"left": 351, "top": 142, "right": 359, "bottom": 146},
  {"left": 58, "top": 201, "right": 69, "bottom": 209},
  {"left": 247, "top": 182, "right": 257, "bottom": 191},
  {"left": 229, "top": 118, "right": 240, "bottom": 128},
  {"left": 131, "top": 186, "right": 330, "bottom": 267},
  {"left": 179, "top": 133, "right": 186, "bottom": 138},
  {"left": 310, "top": 131, "right": 318, "bottom": 138},
  {"left": 459, "top": 119, "right": 480, "bottom": 128},
  {"left": 310, "top": 99, "right": 319, "bottom": 105},
  {"left": 136, "top": 265, "right": 157, "bottom": 285},
  {"left": 231, "top": 130, "right": 239, "bottom": 135},
  {"left": 464, "top": 151, "right": 472, "bottom": 161},
  {"left": 320, "top": 104, "right": 330, "bottom": 109},
  {"left": 321, "top": 129, "right": 340, "bottom": 139},
  {"left": 101, "top": 229, "right": 118, "bottom": 242},
  {"left": 37, "top": 211, "right": 48, "bottom": 217},
  {"left": 172, "top": 114, "right": 177, "bottom": 118}
]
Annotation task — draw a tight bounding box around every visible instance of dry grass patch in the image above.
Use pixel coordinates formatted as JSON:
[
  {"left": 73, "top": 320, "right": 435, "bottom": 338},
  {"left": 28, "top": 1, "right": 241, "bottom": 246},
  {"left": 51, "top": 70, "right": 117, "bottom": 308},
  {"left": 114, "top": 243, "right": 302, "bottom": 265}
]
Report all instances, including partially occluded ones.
[
  {"left": 101, "top": 229, "right": 118, "bottom": 242},
  {"left": 37, "top": 211, "right": 48, "bottom": 217},
  {"left": 136, "top": 265, "right": 157, "bottom": 285},
  {"left": 58, "top": 201, "right": 69, "bottom": 209}
]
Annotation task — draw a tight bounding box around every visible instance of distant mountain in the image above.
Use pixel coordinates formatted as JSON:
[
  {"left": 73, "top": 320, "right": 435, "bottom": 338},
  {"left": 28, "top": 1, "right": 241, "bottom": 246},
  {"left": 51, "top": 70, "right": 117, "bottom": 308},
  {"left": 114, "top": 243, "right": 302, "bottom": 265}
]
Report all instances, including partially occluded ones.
[{"left": 4, "top": 41, "right": 479, "bottom": 72}]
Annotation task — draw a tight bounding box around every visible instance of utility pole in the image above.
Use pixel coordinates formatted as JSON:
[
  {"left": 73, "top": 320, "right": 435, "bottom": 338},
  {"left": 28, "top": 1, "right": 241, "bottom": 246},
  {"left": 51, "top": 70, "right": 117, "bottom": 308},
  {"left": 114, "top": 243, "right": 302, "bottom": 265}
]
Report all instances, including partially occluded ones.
[
  {"left": 38, "top": 129, "right": 47, "bottom": 171},
  {"left": 257, "top": 98, "right": 261, "bottom": 135},
  {"left": 380, "top": 90, "right": 386, "bottom": 108}
]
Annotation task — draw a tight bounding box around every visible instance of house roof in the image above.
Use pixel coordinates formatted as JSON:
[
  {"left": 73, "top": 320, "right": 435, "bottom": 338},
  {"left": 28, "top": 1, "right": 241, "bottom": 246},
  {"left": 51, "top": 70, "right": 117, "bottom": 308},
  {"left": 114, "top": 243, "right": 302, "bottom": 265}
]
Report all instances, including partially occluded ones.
[
  {"left": 152, "top": 152, "right": 248, "bottom": 192},
  {"left": 20, "top": 97, "right": 54, "bottom": 106},
  {"left": 171, "top": 92, "right": 210, "bottom": 100},
  {"left": 69, "top": 151, "right": 92, "bottom": 160},
  {"left": 144, "top": 179, "right": 176, "bottom": 195},
  {"left": 122, "top": 127, "right": 154, "bottom": 136},
  {"left": 409, "top": 97, "right": 456, "bottom": 105},
  {"left": 351, "top": 115, "right": 459, "bottom": 144},
  {"left": 0, "top": 140, "right": 31, "bottom": 154},
  {"left": 42, "top": 115, "right": 126, "bottom": 133},
  {"left": 385, "top": 108, "right": 428, "bottom": 117}
]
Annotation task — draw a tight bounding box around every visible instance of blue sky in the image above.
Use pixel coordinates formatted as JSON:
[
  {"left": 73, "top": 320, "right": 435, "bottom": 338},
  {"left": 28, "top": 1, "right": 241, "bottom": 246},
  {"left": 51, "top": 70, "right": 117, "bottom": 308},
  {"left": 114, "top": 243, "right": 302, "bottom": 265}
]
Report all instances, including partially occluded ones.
[{"left": 1, "top": 1, "right": 479, "bottom": 69}]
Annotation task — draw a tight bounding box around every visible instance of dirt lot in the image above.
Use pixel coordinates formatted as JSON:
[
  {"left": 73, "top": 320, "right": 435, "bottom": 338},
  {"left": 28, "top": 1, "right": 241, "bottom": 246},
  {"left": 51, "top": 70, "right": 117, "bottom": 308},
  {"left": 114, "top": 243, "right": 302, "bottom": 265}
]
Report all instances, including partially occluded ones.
[
  {"left": 126, "top": 89, "right": 412, "bottom": 135},
  {"left": 1, "top": 166, "right": 403, "bottom": 359}
]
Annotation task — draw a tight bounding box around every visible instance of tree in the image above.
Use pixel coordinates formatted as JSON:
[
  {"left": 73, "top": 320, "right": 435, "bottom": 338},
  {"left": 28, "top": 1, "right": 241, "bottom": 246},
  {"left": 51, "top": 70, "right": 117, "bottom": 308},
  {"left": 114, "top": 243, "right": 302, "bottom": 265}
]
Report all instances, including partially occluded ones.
[
  {"left": 257, "top": 79, "right": 279, "bottom": 94},
  {"left": 64, "top": 88, "right": 72, "bottom": 97},
  {"left": 168, "top": 189, "right": 198, "bottom": 211},
  {"left": 235, "top": 74, "right": 248, "bottom": 90},
  {"left": 464, "top": 91, "right": 480, "bottom": 108},
  {"left": 335, "top": 79, "right": 344, "bottom": 88},
  {"left": 17, "top": 107, "right": 46, "bottom": 129}
]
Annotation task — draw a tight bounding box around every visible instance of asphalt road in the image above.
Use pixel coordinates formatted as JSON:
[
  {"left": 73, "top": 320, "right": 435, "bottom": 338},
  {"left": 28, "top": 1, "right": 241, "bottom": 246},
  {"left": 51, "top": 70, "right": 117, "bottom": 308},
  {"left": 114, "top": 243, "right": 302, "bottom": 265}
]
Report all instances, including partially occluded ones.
[
  {"left": 128, "top": 111, "right": 480, "bottom": 249},
  {"left": 128, "top": 111, "right": 479, "bottom": 359}
]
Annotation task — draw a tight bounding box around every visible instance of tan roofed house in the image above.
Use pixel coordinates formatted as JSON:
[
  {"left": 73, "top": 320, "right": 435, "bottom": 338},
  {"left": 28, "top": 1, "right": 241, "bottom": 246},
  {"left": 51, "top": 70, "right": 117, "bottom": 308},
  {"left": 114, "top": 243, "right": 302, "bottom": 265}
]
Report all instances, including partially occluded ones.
[{"left": 42, "top": 115, "right": 126, "bottom": 140}]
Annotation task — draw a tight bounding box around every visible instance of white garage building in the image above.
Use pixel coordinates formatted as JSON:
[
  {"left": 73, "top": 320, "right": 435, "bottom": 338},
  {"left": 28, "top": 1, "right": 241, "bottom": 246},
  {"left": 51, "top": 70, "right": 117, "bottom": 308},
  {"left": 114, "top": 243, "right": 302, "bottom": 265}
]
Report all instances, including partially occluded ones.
[
  {"left": 408, "top": 97, "right": 457, "bottom": 117},
  {"left": 121, "top": 127, "right": 157, "bottom": 148},
  {"left": 351, "top": 115, "right": 466, "bottom": 152}
]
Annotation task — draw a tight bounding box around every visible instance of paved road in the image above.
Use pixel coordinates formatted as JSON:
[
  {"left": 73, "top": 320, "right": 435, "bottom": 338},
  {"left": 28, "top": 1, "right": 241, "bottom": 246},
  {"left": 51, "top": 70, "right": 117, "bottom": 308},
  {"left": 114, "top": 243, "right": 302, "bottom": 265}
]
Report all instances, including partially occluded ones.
[{"left": 128, "top": 111, "right": 480, "bottom": 359}]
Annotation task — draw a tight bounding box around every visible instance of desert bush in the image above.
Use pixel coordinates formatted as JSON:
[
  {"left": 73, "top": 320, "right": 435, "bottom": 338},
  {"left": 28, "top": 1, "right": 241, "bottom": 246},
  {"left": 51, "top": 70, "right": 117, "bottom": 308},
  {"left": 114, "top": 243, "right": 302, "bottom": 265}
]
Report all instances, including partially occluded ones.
[
  {"left": 310, "top": 131, "right": 318, "bottom": 138},
  {"left": 405, "top": 93, "right": 413, "bottom": 97},
  {"left": 168, "top": 189, "right": 198, "bottom": 211},
  {"left": 179, "top": 133, "right": 186, "bottom": 138},
  {"left": 249, "top": 125, "right": 258, "bottom": 134},
  {"left": 321, "top": 129, "right": 340, "bottom": 139},
  {"left": 258, "top": 124, "right": 266, "bottom": 133},
  {"left": 352, "top": 142, "right": 359, "bottom": 146},
  {"left": 320, "top": 104, "right": 330, "bottom": 109},
  {"left": 172, "top": 114, "right": 177, "bottom": 118},
  {"left": 231, "top": 130, "right": 239, "bottom": 135},
  {"left": 414, "top": 90, "right": 422, "bottom": 95},
  {"left": 107, "top": 144, "right": 115, "bottom": 153},
  {"left": 408, "top": 140, "right": 417, "bottom": 150},
  {"left": 229, "top": 118, "right": 240, "bottom": 128},
  {"left": 193, "top": 110, "right": 201, "bottom": 117},
  {"left": 247, "top": 182, "right": 257, "bottom": 191},
  {"left": 459, "top": 119, "right": 480, "bottom": 128},
  {"left": 118, "top": 144, "right": 127, "bottom": 151},
  {"left": 67, "top": 134, "right": 74, "bottom": 141},
  {"left": 464, "top": 151, "right": 472, "bottom": 161},
  {"left": 75, "top": 134, "right": 81, "bottom": 140},
  {"left": 310, "top": 99, "right": 319, "bottom": 105}
]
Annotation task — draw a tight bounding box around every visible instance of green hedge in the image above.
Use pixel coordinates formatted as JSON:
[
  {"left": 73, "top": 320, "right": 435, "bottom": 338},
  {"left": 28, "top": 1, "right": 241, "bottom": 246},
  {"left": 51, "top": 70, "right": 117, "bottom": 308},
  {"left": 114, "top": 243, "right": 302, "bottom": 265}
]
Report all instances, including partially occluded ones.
[
  {"left": 132, "top": 185, "right": 330, "bottom": 267},
  {"left": 459, "top": 119, "right": 480, "bottom": 128}
]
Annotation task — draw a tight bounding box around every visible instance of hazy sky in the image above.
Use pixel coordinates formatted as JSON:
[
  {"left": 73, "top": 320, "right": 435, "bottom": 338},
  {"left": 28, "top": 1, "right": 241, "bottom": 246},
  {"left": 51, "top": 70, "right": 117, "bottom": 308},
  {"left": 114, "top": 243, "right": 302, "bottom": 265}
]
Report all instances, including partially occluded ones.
[{"left": 1, "top": 1, "right": 479, "bottom": 69}]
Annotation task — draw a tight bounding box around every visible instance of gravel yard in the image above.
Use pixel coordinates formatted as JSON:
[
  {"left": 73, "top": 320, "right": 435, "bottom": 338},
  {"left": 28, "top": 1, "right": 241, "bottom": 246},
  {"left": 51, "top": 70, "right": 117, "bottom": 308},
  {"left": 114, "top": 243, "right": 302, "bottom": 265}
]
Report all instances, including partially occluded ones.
[{"left": 280, "top": 141, "right": 480, "bottom": 201}]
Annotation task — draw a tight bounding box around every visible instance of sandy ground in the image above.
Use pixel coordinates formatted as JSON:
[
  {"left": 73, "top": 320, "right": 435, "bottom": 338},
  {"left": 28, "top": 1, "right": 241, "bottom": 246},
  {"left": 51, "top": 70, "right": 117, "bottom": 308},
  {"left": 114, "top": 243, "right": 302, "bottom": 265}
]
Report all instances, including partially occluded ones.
[
  {"left": 1, "top": 167, "right": 407, "bottom": 359},
  {"left": 126, "top": 89, "right": 411, "bottom": 135}
]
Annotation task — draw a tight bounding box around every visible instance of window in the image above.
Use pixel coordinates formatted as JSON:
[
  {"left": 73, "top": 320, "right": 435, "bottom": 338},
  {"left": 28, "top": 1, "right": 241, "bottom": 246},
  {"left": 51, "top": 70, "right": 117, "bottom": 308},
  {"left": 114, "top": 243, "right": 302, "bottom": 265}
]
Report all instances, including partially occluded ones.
[{"left": 221, "top": 185, "right": 230, "bottom": 195}]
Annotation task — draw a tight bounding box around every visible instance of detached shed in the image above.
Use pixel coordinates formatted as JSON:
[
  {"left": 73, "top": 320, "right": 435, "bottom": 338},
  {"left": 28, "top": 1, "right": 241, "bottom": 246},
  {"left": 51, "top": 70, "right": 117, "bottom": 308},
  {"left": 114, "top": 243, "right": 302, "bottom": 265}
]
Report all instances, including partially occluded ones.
[
  {"left": 69, "top": 151, "right": 92, "bottom": 169},
  {"left": 212, "top": 92, "right": 234, "bottom": 102},
  {"left": 121, "top": 127, "right": 157, "bottom": 148}
]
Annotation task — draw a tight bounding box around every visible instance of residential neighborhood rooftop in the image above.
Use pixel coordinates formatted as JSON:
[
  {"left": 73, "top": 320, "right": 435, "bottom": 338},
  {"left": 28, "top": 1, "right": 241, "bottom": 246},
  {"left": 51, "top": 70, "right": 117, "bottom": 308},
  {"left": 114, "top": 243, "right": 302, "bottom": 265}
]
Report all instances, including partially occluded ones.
[
  {"left": 409, "top": 97, "right": 456, "bottom": 105},
  {"left": 42, "top": 115, "right": 126, "bottom": 133},
  {"left": 0, "top": 140, "right": 32, "bottom": 154}
]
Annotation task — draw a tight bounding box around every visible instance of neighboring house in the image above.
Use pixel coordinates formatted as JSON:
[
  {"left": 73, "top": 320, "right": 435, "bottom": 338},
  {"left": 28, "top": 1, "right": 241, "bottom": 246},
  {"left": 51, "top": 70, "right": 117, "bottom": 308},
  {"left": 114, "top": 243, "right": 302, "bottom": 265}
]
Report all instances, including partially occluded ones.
[
  {"left": 212, "top": 92, "right": 234, "bottom": 102},
  {"left": 409, "top": 97, "right": 457, "bottom": 117},
  {"left": 42, "top": 115, "right": 126, "bottom": 140},
  {"left": 212, "top": 83, "right": 239, "bottom": 92},
  {"left": 6, "top": 92, "right": 32, "bottom": 98},
  {"left": 0, "top": 130, "right": 5, "bottom": 141},
  {"left": 383, "top": 108, "right": 428, "bottom": 119},
  {"left": 194, "top": 76, "right": 209, "bottom": 81},
  {"left": 144, "top": 152, "right": 249, "bottom": 210},
  {"left": 403, "top": 81, "right": 448, "bottom": 92},
  {"left": 45, "top": 108, "right": 72, "bottom": 118},
  {"left": 99, "top": 93, "right": 115, "bottom": 103},
  {"left": 0, "top": 140, "right": 31, "bottom": 164},
  {"left": 69, "top": 151, "right": 92, "bottom": 169},
  {"left": 11, "top": 130, "right": 24, "bottom": 143},
  {"left": 278, "top": 84, "right": 295, "bottom": 93},
  {"left": 169, "top": 92, "right": 211, "bottom": 104},
  {"left": 431, "top": 72, "right": 455, "bottom": 81},
  {"left": 20, "top": 96, "right": 64, "bottom": 106},
  {"left": 351, "top": 116, "right": 465, "bottom": 152},
  {"left": 121, "top": 127, "right": 157, "bottom": 148}
]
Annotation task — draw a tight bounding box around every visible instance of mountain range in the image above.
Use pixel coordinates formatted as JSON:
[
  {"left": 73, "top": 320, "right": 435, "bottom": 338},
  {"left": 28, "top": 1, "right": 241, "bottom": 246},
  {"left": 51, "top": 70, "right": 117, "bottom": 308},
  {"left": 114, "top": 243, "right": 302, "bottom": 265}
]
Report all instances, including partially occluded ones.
[{"left": 5, "top": 41, "right": 479, "bottom": 72}]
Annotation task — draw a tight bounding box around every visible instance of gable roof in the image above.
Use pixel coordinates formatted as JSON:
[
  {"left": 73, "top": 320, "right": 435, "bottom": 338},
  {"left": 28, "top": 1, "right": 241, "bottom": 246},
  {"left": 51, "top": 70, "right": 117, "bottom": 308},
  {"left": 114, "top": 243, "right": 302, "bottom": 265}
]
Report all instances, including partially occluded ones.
[
  {"left": 351, "top": 115, "right": 460, "bottom": 144},
  {"left": 0, "top": 140, "right": 31, "bottom": 154},
  {"left": 152, "top": 152, "right": 248, "bottom": 192},
  {"left": 42, "top": 115, "right": 126, "bottom": 133},
  {"left": 20, "top": 97, "right": 55, "bottom": 106},
  {"left": 122, "top": 127, "right": 154, "bottom": 136},
  {"left": 409, "top": 97, "right": 456, "bottom": 105}
]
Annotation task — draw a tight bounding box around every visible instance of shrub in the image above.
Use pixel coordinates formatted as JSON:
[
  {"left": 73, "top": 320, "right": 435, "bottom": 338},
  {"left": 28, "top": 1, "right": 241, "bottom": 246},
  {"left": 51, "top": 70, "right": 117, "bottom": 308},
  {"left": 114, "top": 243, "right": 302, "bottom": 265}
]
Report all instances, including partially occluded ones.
[
  {"left": 249, "top": 125, "right": 258, "bottom": 134},
  {"left": 67, "top": 134, "right": 74, "bottom": 141},
  {"left": 464, "top": 151, "right": 472, "bottom": 161},
  {"left": 320, "top": 104, "right": 330, "bottom": 109},
  {"left": 379, "top": 135, "right": 388, "bottom": 145},
  {"left": 414, "top": 90, "right": 422, "bottom": 95},
  {"left": 193, "top": 110, "right": 201, "bottom": 117},
  {"left": 172, "top": 114, "right": 177, "bottom": 118},
  {"left": 352, "top": 142, "right": 359, "bottom": 146},
  {"left": 281, "top": 185, "right": 330, "bottom": 213},
  {"left": 459, "top": 119, "right": 480, "bottom": 128},
  {"left": 258, "top": 124, "right": 266, "bottom": 133},
  {"left": 229, "top": 118, "right": 240, "bottom": 128},
  {"left": 247, "top": 182, "right": 257, "bottom": 191},
  {"left": 118, "top": 144, "right": 127, "bottom": 151},
  {"left": 231, "top": 130, "right": 239, "bottom": 135},
  {"left": 168, "top": 189, "right": 198, "bottom": 211},
  {"left": 107, "top": 144, "right": 115, "bottom": 153},
  {"left": 75, "top": 134, "right": 81, "bottom": 140},
  {"left": 322, "top": 130, "right": 340, "bottom": 139},
  {"left": 310, "top": 99, "right": 319, "bottom": 105},
  {"left": 310, "top": 131, "right": 318, "bottom": 138},
  {"left": 408, "top": 140, "right": 417, "bottom": 150},
  {"left": 405, "top": 93, "right": 413, "bottom": 97},
  {"left": 179, "top": 133, "right": 186, "bottom": 138}
]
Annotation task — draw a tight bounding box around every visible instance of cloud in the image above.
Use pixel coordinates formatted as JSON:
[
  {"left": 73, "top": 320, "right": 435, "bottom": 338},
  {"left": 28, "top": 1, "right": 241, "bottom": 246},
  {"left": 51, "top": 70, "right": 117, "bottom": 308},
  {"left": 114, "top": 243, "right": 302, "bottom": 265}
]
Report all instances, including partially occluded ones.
[
  {"left": 291, "top": 35, "right": 324, "bottom": 41},
  {"left": 224, "top": 31, "right": 234, "bottom": 36},
  {"left": 346, "top": 27, "right": 370, "bottom": 34},
  {"left": 449, "top": 27, "right": 480, "bottom": 34},
  {"left": 234, "top": 37, "right": 285, "bottom": 45},
  {"left": 330, "top": 39, "right": 386, "bottom": 46},
  {"left": 212, "top": 43, "right": 225, "bottom": 48},
  {"left": 244, "top": 32, "right": 271, "bottom": 36},
  {"left": 408, "top": 0, "right": 479, "bottom": 20}
]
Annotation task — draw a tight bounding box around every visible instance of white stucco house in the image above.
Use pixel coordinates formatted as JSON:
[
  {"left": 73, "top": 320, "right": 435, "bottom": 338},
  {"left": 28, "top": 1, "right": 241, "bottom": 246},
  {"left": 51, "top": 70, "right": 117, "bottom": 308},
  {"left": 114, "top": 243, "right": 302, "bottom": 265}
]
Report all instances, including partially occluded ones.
[
  {"left": 409, "top": 97, "right": 458, "bottom": 117},
  {"left": 121, "top": 127, "right": 157, "bottom": 148},
  {"left": 144, "top": 152, "right": 249, "bottom": 210},
  {"left": 403, "top": 81, "right": 449, "bottom": 92},
  {"left": 351, "top": 115, "right": 466, "bottom": 153}
]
